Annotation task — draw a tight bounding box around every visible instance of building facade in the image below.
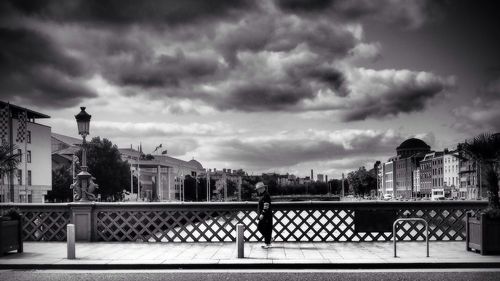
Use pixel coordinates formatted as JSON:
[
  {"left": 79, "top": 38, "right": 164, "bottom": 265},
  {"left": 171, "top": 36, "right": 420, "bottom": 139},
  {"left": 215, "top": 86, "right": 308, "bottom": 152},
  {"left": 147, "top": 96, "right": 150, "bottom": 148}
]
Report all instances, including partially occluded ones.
[
  {"left": 381, "top": 160, "right": 394, "bottom": 195},
  {"left": 120, "top": 148, "right": 205, "bottom": 201},
  {"left": 0, "top": 102, "right": 52, "bottom": 203},
  {"left": 200, "top": 168, "right": 243, "bottom": 201},
  {"left": 317, "top": 174, "right": 324, "bottom": 182},
  {"left": 381, "top": 138, "right": 430, "bottom": 198},
  {"left": 457, "top": 146, "right": 488, "bottom": 199},
  {"left": 419, "top": 154, "right": 433, "bottom": 198},
  {"left": 413, "top": 167, "right": 421, "bottom": 195},
  {"left": 443, "top": 152, "right": 460, "bottom": 198}
]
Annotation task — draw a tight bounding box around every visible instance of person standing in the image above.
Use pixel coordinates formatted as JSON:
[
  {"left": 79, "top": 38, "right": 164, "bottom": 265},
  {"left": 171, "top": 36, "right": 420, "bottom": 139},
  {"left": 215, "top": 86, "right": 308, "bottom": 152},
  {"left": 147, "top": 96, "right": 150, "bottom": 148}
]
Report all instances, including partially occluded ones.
[{"left": 255, "top": 182, "right": 273, "bottom": 248}]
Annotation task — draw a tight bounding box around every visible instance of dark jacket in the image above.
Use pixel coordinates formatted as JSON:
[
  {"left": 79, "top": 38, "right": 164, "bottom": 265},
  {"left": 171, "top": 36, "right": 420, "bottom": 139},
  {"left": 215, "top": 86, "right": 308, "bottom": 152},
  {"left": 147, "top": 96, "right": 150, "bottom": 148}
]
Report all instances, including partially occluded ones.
[{"left": 258, "top": 191, "right": 272, "bottom": 220}]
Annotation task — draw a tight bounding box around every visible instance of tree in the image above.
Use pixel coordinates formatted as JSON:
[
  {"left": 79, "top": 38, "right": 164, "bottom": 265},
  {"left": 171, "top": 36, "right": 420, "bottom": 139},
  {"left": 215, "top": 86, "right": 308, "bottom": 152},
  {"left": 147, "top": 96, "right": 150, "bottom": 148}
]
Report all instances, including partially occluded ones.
[
  {"left": 197, "top": 177, "right": 217, "bottom": 201},
  {"left": 347, "top": 166, "right": 377, "bottom": 196},
  {"left": 461, "top": 133, "right": 500, "bottom": 213},
  {"left": 78, "top": 137, "right": 131, "bottom": 201},
  {"left": 46, "top": 166, "right": 72, "bottom": 202},
  {"left": 330, "top": 179, "right": 349, "bottom": 195},
  {"left": 240, "top": 180, "right": 255, "bottom": 201},
  {"left": 0, "top": 142, "right": 20, "bottom": 202}
]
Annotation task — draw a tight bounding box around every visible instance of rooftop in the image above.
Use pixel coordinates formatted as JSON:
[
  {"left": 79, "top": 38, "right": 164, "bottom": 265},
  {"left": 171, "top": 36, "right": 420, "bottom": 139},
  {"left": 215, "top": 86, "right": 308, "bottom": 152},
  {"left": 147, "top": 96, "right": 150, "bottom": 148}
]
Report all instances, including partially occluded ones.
[
  {"left": 397, "top": 138, "right": 431, "bottom": 150},
  {"left": 0, "top": 101, "right": 50, "bottom": 119},
  {"left": 52, "top": 132, "right": 82, "bottom": 146}
]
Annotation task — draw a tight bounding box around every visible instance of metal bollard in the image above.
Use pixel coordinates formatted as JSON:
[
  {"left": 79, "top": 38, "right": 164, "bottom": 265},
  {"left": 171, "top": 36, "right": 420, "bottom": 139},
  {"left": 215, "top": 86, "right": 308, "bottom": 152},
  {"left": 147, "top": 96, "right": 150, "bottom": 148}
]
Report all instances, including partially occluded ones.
[
  {"left": 67, "top": 224, "right": 75, "bottom": 259},
  {"left": 236, "top": 224, "right": 245, "bottom": 258},
  {"left": 393, "top": 218, "right": 429, "bottom": 258}
]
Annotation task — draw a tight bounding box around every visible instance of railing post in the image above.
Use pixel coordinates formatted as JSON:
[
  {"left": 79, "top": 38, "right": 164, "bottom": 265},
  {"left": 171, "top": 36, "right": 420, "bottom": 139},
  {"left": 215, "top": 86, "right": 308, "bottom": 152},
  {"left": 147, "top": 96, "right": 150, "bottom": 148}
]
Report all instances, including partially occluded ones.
[
  {"left": 236, "top": 224, "right": 245, "bottom": 258},
  {"left": 69, "top": 202, "right": 94, "bottom": 241},
  {"left": 67, "top": 224, "right": 75, "bottom": 259},
  {"left": 393, "top": 220, "right": 397, "bottom": 257}
]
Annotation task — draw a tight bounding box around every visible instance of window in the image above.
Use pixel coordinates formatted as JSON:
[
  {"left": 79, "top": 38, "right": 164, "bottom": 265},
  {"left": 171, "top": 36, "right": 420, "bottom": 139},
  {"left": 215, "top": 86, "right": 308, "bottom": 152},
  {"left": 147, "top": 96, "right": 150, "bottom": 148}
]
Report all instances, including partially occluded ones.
[
  {"left": 18, "top": 149, "right": 22, "bottom": 162},
  {"left": 28, "top": 170, "right": 32, "bottom": 186},
  {"left": 27, "top": 150, "right": 31, "bottom": 163},
  {"left": 27, "top": 130, "right": 31, "bottom": 143},
  {"left": 17, "top": 169, "right": 22, "bottom": 185}
]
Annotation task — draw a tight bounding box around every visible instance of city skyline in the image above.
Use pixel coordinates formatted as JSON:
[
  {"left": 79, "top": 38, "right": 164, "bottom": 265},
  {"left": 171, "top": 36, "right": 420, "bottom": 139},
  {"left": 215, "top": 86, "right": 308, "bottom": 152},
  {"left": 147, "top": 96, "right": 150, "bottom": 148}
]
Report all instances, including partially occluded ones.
[{"left": 1, "top": 0, "right": 499, "bottom": 178}]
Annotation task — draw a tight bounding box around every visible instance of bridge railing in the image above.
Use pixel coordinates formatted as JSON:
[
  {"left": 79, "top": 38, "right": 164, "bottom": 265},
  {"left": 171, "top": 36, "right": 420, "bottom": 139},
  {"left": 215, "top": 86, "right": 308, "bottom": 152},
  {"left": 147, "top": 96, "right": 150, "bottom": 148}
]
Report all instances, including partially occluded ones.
[{"left": 0, "top": 201, "right": 486, "bottom": 242}]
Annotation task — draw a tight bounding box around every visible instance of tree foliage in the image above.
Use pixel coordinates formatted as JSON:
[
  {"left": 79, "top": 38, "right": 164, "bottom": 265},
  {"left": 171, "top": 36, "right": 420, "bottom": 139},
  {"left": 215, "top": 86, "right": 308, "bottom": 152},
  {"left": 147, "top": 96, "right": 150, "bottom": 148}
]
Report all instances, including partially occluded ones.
[
  {"left": 462, "top": 132, "right": 500, "bottom": 211},
  {"left": 347, "top": 166, "right": 377, "bottom": 196},
  {"left": 46, "top": 166, "right": 72, "bottom": 202},
  {"left": 78, "top": 137, "right": 131, "bottom": 201},
  {"left": 0, "top": 142, "right": 20, "bottom": 178}
]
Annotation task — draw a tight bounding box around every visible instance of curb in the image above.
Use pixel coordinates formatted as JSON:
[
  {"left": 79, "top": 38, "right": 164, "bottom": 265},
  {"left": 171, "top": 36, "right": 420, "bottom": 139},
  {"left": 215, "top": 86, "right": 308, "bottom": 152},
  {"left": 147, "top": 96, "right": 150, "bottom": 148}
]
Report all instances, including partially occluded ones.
[{"left": 1, "top": 262, "right": 500, "bottom": 270}]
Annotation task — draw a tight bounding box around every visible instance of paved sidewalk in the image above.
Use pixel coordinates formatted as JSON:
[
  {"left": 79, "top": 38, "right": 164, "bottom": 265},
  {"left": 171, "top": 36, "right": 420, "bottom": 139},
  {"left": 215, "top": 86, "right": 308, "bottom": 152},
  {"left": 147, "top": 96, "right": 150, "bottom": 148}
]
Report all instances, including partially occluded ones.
[{"left": 1, "top": 241, "right": 499, "bottom": 269}]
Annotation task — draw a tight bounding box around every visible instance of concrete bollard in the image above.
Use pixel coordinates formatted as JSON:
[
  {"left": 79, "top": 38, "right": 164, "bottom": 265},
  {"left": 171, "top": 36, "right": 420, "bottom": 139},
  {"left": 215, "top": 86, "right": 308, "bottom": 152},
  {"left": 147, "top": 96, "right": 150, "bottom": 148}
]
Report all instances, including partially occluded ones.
[
  {"left": 67, "top": 224, "right": 75, "bottom": 259},
  {"left": 236, "top": 224, "right": 244, "bottom": 258}
]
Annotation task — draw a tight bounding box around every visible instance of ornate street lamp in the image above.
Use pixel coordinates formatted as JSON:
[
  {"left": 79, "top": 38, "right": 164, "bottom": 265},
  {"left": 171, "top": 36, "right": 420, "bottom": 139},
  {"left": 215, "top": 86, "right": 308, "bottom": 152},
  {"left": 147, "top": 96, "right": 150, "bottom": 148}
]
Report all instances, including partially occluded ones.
[
  {"left": 70, "top": 107, "right": 98, "bottom": 201},
  {"left": 75, "top": 107, "right": 91, "bottom": 170}
]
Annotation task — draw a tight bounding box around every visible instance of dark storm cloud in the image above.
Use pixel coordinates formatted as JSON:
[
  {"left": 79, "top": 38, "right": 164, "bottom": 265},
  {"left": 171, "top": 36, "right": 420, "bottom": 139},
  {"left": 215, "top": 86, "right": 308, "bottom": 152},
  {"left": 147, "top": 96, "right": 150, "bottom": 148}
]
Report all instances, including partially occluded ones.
[
  {"left": 276, "top": 0, "right": 334, "bottom": 12},
  {"left": 341, "top": 69, "right": 454, "bottom": 121},
  {"left": 212, "top": 82, "right": 313, "bottom": 112},
  {"left": 104, "top": 51, "right": 220, "bottom": 89},
  {"left": 0, "top": 27, "right": 97, "bottom": 107},
  {"left": 452, "top": 76, "right": 500, "bottom": 133},
  {"left": 215, "top": 16, "right": 357, "bottom": 66},
  {"left": 275, "top": 0, "right": 431, "bottom": 28},
  {"left": 210, "top": 129, "right": 405, "bottom": 168},
  {"left": 3, "top": 0, "right": 255, "bottom": 26},
  {"left": 289, "top": 65, "right": 348, "bottom": 96},
  {"left": 343, "top": 87, "right": 442, "bottom": 122}
]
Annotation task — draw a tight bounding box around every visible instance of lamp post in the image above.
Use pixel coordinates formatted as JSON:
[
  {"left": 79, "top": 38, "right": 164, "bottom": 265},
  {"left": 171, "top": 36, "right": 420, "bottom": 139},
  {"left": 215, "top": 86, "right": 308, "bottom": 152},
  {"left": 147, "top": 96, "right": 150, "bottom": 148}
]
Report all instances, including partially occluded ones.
[
  {"left": 70, "top": 107, "right": 98, "bottom": 202},
  {"left": 75, "top": 107, "right": 90, "bottom": 170}
]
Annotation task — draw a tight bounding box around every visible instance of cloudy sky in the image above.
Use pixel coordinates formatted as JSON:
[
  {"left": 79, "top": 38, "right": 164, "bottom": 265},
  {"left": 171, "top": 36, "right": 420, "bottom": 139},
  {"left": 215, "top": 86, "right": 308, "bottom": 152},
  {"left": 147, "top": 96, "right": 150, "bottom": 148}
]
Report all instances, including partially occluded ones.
[{"left": 1, "top": 0, "right": 499, "bottom": 178}]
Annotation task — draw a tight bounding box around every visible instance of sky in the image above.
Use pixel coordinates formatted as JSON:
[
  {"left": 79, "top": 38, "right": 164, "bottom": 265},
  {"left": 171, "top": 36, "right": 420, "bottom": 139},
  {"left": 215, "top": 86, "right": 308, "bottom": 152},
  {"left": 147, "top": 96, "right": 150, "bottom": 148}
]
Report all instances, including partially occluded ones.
[{"left": 1, "top": 0, "right": 499, "bottom": 178}]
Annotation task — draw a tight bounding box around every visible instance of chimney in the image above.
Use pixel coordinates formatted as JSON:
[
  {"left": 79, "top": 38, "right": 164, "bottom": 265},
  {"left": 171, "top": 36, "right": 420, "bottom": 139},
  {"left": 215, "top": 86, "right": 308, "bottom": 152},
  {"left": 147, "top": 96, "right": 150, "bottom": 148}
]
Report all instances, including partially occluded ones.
[
  {"left": 311, "top": 169, "right": 314, "bottom": 182},
  {"left": 326, "top": 175, "right": 328, "bottom": 182}
]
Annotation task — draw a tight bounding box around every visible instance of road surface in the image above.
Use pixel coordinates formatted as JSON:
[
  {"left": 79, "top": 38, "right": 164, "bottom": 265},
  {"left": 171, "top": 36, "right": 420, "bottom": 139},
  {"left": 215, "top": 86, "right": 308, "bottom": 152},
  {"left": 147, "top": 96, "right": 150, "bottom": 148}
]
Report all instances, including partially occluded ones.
[{"left": 0, "top": 269, "right": 498, "bottom": 281}]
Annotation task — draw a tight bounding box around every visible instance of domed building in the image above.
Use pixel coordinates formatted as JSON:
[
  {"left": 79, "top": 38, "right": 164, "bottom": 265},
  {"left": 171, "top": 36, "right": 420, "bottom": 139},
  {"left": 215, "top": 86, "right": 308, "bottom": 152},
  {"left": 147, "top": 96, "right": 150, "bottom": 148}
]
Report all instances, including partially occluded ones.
[
  {"left": 396, "top": 138, "right": 431, "bottom": 158},
  {"left": 380, "top": 138, "right": 432, "bottom": 199},
  {"left": 188, "top": 159, "right": 204, "bottom": 170}
]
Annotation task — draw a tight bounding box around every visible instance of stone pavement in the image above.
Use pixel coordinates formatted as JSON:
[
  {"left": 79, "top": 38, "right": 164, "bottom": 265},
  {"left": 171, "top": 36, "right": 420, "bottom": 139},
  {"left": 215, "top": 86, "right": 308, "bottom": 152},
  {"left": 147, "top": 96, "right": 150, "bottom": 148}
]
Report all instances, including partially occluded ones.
[{"left": 1, "top": 241, "right": 500, "bottom": 269}]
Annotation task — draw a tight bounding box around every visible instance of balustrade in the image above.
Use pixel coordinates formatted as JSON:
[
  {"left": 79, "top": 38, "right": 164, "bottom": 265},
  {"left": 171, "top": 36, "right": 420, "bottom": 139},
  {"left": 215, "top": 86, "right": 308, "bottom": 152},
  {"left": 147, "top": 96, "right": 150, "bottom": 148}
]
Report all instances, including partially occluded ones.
[{"left": 0, "top": 201, "right": 486, "bottom": 243}]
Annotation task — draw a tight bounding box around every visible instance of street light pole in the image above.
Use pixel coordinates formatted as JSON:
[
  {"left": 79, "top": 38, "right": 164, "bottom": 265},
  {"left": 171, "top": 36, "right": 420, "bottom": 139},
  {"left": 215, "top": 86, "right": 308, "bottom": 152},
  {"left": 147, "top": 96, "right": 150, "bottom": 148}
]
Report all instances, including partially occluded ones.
[{"left": 73, "top": 107, "right": 97, "bottom": 202}]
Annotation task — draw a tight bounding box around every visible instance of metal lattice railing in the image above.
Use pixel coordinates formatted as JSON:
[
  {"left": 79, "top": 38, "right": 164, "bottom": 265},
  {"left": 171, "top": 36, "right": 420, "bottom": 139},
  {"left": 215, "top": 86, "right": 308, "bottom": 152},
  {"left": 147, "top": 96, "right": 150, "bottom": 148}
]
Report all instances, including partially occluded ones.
[
  {"left": 0, "top": 201, "right": 486, "bottom": 242},
  {"left": 0, "top": 204, "right": 70, "bottom": 241}
]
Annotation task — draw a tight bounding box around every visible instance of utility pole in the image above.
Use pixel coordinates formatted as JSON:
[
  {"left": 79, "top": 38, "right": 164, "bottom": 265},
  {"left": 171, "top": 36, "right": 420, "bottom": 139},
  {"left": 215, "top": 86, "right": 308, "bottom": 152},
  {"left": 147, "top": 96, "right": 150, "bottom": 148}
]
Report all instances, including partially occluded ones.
[
  {"left": 341, "top": 173, "right": 345, "bottom": 199},
  {"left": 478, "top": 161, "right": 482, "bottom": 199},
  {"left": 195, "top": 175, "right": 198, "bottom": 202},
  {"left": 136, "top": 154, "right": 140, "bottom": 201},
  {"left": 206, "top": 169, "right": 210, "bottom": 202}
]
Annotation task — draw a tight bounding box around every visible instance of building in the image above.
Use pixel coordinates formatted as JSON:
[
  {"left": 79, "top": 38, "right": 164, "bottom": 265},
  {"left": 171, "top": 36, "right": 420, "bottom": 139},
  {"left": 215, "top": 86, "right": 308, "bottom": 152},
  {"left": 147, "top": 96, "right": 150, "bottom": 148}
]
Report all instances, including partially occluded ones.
[
  {"left": 381, "top": 138, "right": 431, "bottom": 198},
  {"left": 199, "top": 168, "right": 243, "bottom": 201},
  {"left": 0, "top": 101, "right": 52, "bottom": 203},
  {"left": 396, "top": 138, "right": 431, "bottom": 158},
  {"left": 381, "top": 160, "right": 395, "bottom": 196},
  {"left": 317, "top": 174, "right": 324, "bottom": 182},
  {"left": 120, "top": 148, "right": 205, "bottom": 201},
  {"left": 413, "top": 167, "right": 421, "bottom": 195},
  {"left": 443, "top": 151, "right": 460, "bottom": 198},
  {"left": 457, "top": 144, "right": 489, "bottom": 200},
  {"left": 419, "top": 153, "right": 433, "bottom": 198},
  {"left": 431, "top": 152, "right": 445, "bottom": 196},
  {"left": 299, "top": 176, "right": 312, "bottom": 185},
  {"left": 51, "top": 133, "right": 82, "bottom": 174}
]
